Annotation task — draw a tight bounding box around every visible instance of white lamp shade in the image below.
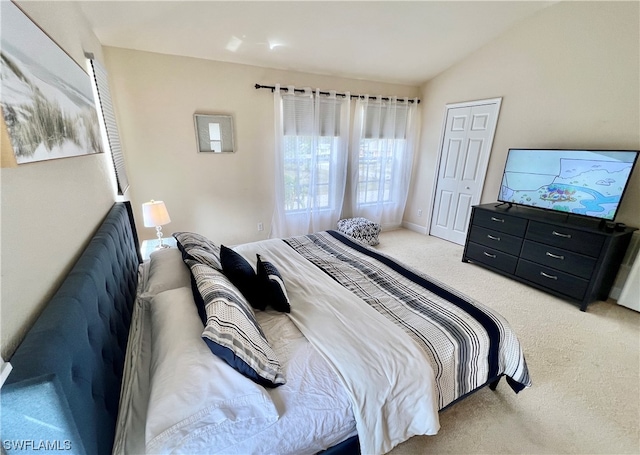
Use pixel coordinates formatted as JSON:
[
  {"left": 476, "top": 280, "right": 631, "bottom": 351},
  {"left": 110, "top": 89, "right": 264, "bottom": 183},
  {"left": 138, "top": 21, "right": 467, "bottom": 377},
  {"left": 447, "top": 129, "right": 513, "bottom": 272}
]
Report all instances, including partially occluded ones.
[{"left": 142, "top": 200, "right": 171, "bottom": 227}]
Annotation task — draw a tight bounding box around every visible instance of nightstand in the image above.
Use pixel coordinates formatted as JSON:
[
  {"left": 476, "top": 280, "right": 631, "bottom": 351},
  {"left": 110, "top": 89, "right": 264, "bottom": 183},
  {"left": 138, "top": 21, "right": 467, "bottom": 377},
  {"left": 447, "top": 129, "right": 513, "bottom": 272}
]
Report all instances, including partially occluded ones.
[{"left": 141, "top": 237, "right": 177, "bottom": 261}]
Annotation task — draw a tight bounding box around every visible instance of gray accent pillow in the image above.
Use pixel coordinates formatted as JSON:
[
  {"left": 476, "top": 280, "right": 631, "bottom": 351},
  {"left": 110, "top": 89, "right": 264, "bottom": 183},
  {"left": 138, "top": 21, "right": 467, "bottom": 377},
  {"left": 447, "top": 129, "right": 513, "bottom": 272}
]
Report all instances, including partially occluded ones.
[{"left": 142, "top": 248, "right": 192, "bottom": 298}]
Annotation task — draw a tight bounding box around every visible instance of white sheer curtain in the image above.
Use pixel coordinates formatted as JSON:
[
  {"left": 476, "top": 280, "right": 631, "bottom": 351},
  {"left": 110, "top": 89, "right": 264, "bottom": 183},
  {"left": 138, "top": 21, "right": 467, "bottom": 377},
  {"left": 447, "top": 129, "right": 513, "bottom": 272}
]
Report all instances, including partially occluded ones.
[
  {"left": 350, "top": 96, "right": 419, "bottom": 228},
  {"left": 271, "top": 85, "right": 350, "bottom": 237}
]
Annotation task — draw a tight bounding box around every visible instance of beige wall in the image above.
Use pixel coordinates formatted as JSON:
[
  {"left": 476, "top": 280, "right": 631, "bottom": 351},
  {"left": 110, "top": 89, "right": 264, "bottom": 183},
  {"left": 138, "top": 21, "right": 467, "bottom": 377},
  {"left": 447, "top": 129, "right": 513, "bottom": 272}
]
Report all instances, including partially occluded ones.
[
  {"left": 405, "top": 1, "right": 640, "bottom": 233},
  {"left": 103, "top": 47, "right": 418, "bottom": 246},
  {"left": 1, "top": 2, "right": 116, "bottom": 358}
]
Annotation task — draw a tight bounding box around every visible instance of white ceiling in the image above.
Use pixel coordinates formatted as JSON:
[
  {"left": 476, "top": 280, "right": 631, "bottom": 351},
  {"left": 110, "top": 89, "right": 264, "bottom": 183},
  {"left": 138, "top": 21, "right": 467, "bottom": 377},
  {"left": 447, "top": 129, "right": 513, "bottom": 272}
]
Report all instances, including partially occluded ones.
[{"left": 75, "top": 1, "right": 555, "bottom": 86}]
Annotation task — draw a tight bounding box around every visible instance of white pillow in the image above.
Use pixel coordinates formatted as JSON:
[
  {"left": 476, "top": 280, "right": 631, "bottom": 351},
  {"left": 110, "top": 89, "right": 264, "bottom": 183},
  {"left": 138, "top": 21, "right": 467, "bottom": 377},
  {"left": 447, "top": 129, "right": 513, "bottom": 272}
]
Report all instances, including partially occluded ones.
[
  {"left": 145, "top": 287, "right": 280, "bottom": 454},
  {"left": 142, "top": 248, "right": 191, "bottom": 297}
]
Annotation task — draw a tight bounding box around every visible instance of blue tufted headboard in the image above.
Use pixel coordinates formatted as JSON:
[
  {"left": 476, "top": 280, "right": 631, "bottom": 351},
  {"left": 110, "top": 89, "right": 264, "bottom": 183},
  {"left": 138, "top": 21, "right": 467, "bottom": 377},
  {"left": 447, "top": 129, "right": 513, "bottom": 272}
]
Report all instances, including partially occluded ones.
[{"left": 1, "top": 202, "right": 142, "bottom": 455}]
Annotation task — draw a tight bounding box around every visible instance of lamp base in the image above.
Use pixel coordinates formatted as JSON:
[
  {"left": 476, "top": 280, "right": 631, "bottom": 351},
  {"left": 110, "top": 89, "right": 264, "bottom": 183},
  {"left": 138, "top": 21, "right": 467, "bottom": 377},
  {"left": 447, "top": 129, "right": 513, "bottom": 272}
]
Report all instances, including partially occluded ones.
[{"left": 154, "top": 226, "right": 170, "bottom": 249}]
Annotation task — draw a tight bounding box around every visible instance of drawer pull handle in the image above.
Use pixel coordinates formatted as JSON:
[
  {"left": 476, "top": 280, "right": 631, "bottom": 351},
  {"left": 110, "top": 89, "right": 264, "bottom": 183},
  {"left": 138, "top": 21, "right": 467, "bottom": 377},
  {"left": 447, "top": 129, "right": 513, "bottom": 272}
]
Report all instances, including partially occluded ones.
[
  {"left": 483, "top": 252, "right": 497, "bottom": 258},
  {"left": 552, "top": 230, "right": 572, "bottom": 239},
  {"left": 487, "top": 234, "right": 501, "bottom": 241},
  {"left": 491, "top": 217, "right": 505, "bottom": 223},
  {"left": 540, "top": 271, "right": 558, "bottom": 280},
  {"left": 546, "top": 252, "right": 565, "bottom": 260}
]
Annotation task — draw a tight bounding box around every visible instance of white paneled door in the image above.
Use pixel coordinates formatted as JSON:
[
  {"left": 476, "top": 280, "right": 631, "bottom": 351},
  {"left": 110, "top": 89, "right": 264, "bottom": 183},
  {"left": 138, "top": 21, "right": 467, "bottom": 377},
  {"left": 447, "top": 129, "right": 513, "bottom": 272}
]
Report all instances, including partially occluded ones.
[{"left": 430, "top": 99, "right": 501, "bottom": 245}]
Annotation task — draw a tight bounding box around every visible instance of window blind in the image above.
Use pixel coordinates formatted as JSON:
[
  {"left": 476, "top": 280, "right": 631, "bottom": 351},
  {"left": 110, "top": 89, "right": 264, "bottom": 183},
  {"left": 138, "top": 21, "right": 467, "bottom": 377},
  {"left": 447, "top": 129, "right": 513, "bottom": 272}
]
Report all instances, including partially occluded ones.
[
  {"left": 87, "top": 56, "right": 129, "bottom": 195},
  {"left": 364, "top": 102, "right": 409, "bottom": 139},
  {"left": 282, "top": 93, "right": 343, "bottom": 136},
  {"left": 282, "top": 95, "right": 314, "bottom": 136}
]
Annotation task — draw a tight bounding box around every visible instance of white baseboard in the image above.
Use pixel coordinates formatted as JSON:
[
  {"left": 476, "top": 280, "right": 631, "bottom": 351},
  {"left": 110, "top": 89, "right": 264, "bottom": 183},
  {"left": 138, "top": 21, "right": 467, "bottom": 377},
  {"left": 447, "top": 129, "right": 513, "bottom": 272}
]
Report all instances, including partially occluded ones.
[
  {"left": 617, "top": 254, "right": 640, "bottom": 311},
  {"left": 401, "top": 220, "right": 428, "bottom": 235},
  {"left": 610, "top": 231, "right": 639, "bottom": 308},
  {"left": 609, "top": 264, "right": 629, "bottom": 300},
  {"left": 610, "top": 285, "right": 623, "bottom": 301}
]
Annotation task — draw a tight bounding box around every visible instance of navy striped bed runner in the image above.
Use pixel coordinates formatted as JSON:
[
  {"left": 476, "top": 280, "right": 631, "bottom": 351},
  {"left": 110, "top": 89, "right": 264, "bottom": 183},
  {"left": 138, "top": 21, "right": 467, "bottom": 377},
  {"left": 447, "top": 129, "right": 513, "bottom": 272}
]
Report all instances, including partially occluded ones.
[{"left": 284, "top": 230, "right": 530, "bottom": 409}]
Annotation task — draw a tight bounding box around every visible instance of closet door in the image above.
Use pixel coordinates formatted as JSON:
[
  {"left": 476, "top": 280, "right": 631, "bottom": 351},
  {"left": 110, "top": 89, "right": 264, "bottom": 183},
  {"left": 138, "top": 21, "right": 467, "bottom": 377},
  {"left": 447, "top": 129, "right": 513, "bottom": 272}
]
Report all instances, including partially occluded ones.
[{"left": 430, "top": 99, "right": 501, "bottom": 245}]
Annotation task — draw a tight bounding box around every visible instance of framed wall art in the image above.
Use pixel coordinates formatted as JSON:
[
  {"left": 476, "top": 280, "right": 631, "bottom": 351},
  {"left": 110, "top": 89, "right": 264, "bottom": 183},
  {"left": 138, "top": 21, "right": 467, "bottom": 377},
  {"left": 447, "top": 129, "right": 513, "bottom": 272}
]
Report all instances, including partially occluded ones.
[
  {"left": 0, "top": 1, "right": 103, "bottom": 165},
  {"left": 194, "top": 114, "right": 235, "bottom": 153}
]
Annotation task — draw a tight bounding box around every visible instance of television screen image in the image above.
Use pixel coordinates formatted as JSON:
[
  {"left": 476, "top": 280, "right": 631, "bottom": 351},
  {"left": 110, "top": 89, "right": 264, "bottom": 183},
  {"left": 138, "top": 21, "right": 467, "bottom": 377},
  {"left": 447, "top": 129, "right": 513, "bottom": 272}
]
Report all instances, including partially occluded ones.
[{"left": 498, "top": 149, "right": 639, "bottom": 221}]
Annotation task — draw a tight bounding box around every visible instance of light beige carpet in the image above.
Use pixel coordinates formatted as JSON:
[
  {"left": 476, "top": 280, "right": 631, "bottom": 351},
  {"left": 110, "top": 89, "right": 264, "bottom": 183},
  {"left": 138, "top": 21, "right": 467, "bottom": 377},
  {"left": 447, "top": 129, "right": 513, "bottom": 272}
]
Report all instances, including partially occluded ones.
[{"left": 373, "top": 228, "right": 640, "bottom": 455}]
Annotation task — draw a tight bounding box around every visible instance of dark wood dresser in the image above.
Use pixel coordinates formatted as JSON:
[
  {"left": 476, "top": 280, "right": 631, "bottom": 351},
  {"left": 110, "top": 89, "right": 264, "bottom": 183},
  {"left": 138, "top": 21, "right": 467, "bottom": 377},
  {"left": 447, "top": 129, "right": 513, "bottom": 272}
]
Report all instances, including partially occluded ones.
[{"left": 462, "top": 203, "right": 636, "bottom": 311}]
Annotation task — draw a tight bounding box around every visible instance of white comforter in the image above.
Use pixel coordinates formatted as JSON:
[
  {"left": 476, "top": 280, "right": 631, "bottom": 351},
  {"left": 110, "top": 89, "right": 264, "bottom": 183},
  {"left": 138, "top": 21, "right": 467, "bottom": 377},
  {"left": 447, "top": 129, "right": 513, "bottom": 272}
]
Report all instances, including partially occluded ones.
[{"left": 235, "top": 239, "right": 440, "bottom": 455}]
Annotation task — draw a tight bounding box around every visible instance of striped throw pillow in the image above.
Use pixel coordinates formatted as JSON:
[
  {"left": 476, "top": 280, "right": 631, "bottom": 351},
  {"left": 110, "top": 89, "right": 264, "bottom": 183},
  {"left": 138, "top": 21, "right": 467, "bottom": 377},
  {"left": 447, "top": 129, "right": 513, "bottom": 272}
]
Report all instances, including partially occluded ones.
[
  {"left": 173, "top": 231, "right": 222, "bottom": 270},
  {"left": 186, "top": 259, "right": 286, "bottom": 388}
]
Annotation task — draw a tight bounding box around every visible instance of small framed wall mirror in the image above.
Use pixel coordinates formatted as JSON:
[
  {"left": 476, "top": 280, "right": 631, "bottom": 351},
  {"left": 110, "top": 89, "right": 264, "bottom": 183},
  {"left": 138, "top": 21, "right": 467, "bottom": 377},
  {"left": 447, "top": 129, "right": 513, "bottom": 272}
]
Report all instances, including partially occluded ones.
[{"left": 194, "top": 114, "right": 235, "bottom": 153}]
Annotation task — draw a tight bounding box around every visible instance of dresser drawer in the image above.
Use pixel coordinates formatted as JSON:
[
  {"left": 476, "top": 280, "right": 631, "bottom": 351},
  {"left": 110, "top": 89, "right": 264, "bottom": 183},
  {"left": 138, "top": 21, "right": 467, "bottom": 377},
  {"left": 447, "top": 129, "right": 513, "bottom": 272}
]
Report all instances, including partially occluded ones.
[
  {"left": 466, "top": 242, "right": 518, "bottom": 275},
  {"left": 469, "top": 225, "right": 523, "bottom": 256},
  {"left": 526, "top": 221, "right": 604, "bottom": 257},
  {"left": 516, "top": 259, "right": 589, "bottom": 300},
  {"left": 472, "top": 209, "right": 528, "bottom": 237},
  {"left": 520, "top": 240, "right": 596, "bottom": 279}
]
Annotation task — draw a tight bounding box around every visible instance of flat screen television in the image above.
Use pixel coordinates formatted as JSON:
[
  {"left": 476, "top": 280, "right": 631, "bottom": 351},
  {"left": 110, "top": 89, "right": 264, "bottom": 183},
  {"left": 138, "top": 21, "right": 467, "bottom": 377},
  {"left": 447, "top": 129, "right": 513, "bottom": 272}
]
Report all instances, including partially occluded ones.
[{"left": 498, "top": 148, "right": 639, "bottom": 221}]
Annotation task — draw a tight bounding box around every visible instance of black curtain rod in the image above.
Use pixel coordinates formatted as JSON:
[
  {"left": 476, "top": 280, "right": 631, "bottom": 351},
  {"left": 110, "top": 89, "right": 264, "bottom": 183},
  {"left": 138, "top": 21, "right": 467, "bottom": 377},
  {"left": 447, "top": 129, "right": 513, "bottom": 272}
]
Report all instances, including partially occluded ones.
[{"left": 254, "top": 84, "right": 420, "bottom": 104}]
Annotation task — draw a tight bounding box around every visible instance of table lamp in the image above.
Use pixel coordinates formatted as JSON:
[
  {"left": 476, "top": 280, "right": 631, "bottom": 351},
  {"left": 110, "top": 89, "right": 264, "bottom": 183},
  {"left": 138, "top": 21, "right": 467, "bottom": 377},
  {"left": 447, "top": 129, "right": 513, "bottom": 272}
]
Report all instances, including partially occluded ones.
[{"left": 142, "top": 200, "right": 171, "bottom": 248}]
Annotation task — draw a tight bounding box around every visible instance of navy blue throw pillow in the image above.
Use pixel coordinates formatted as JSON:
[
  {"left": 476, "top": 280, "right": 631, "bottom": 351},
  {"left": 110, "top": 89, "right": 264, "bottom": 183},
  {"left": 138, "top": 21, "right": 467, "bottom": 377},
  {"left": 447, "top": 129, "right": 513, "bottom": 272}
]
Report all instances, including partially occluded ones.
[
  {"left": 220, "top": 245, "right": 265, "bottom": 310},
  {"left": 256, "top": 254, "right": 291, "bottom": 313}
]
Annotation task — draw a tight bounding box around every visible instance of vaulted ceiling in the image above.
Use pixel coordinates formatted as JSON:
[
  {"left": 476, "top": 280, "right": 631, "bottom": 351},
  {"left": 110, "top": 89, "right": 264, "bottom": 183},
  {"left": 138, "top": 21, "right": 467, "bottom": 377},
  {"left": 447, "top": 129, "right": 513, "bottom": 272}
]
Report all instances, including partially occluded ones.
[{"left": 75, "top": 1, "right": 555, "bottom": 86}]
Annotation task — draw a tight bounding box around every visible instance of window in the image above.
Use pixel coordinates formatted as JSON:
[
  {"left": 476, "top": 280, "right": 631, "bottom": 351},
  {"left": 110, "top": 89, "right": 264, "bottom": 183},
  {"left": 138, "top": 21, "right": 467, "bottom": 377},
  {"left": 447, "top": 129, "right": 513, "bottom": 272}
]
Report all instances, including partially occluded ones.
[
  {"left": 357, "top": 138, "right": 405, "bottom": 205},
  {"left": 283, "top": 135, "right": 340, "bottom": 211},
  {"left": 281, "top": 95, "right": 344, "bottom": 212},
  {"left": 272, "top": 87, "right": 416, "bottom": 235},
  {"left": 87, "top": 55, "right": 130, "bottom": 195},
  {"left": 351, "top": 98, "right": 418, "bottom": 227},
  {"left": 272, "top": 87, "right": 350, "bottom": 237}
]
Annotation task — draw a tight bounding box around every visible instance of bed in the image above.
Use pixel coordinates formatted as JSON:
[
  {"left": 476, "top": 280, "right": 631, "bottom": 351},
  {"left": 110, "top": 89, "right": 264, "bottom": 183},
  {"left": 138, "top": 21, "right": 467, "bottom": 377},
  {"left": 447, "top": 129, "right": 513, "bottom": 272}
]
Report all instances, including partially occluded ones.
[
  {"left": 1, "top": 202, "right": 531, "bottom": 455},
  {"left": 1, "top": 202, "right": 141, "bottom": 455}
]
